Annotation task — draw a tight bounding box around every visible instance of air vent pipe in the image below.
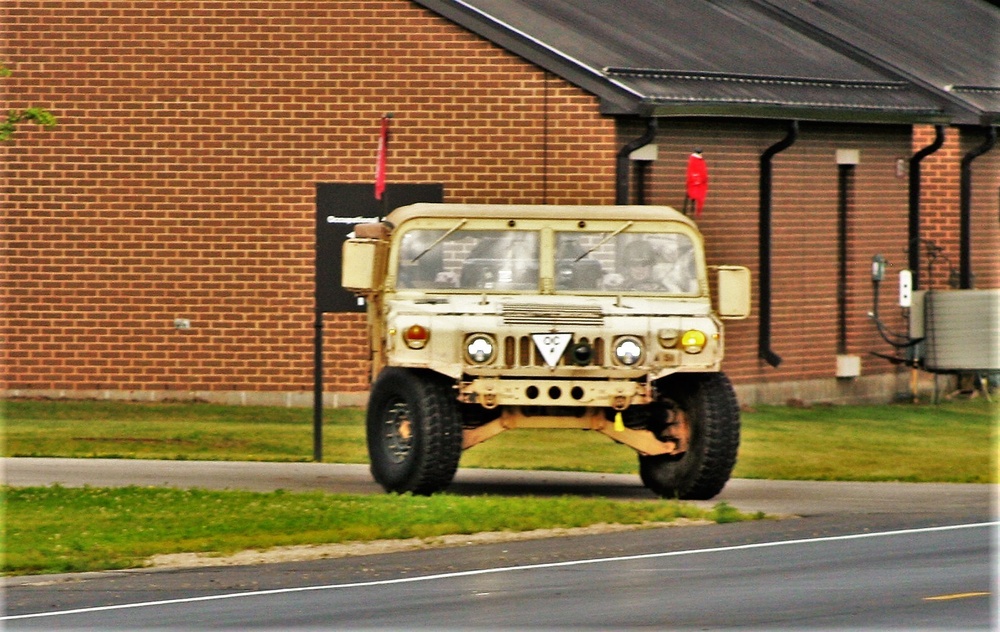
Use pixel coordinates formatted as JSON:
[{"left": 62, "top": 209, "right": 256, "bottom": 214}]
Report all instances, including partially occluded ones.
[{"left": 758, "top": 120, "right": 798, "bottom": 368}]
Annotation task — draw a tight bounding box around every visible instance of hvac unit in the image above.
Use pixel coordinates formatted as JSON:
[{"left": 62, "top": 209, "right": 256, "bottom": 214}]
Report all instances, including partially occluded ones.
[{"left": 910, "top": 289, "right": 1000, "bottom": 372}]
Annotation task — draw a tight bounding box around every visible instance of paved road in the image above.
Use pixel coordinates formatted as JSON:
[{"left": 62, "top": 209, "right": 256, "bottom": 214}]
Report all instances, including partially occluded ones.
[
  {"left": 3, "top": 458, "right": 996, "bottom": 629},
  {"left": 5, "top": 522, "right": 994, "bottom": 630}
]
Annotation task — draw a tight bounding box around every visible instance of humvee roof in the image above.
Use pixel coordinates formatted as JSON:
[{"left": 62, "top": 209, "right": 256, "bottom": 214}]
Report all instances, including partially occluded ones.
[{"left": 384, "top": 203, "right": 697, "bottom": 228}]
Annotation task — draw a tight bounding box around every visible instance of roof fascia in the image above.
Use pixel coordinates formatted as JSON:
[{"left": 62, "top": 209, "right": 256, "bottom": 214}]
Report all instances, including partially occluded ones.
[{"left": 646, "top": 103, "right": 949, "bottom": 125}]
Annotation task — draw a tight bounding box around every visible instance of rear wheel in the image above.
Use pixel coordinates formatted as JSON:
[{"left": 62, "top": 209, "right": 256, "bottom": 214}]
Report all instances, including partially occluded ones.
[
  {"left": 366, "top": 367, "right": 462, "bottom": 495},
  {"left": 638, "top": 372, "right": 740, "bottom": 500}
]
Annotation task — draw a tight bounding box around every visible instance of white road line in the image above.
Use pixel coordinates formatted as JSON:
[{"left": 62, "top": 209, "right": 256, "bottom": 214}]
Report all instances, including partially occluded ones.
[{"left": 4, "top": 521, "right": 996, "bottom": 622}]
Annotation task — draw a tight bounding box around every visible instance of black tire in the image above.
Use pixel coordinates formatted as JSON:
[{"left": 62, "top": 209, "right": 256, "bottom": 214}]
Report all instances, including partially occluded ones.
[
  {"left": 638, "top": 372, "right": 740, "bottom": 500},
  {"left": 366, "top": 367, "right": 463, "bottom": 495}
]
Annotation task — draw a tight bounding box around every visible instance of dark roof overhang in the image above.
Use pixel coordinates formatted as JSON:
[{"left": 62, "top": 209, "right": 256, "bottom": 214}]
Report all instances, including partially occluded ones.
[
  {"left": 755, "top": 0, "right": 999, "bottom": 126},
  {"left": 412, "top": 0, "right": 954, "bottom": 126},
  {"left": 601, "top": 68, "right": 949, "bottom": 123},
  {"left": 945, "top": 86, "right": 1000, "bottom": 127}
]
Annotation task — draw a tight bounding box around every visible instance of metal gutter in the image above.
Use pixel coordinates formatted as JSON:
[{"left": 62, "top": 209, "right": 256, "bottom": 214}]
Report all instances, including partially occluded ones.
[
  {"left": 615, "top": 118, "right": 657, "bottom": 205},
  {"left": 643, "top": 101, "right": 948, "bottom": 125},
  {"left": 907, "top": 125, "right": 946, "bottom": 290},
  {"left": 958, "top": 125, "right": 997, "bottom": 289},
  {"left": 758, "top": 121, "right": 799, "bottom": 368},
  {"left": 836, "top": 162, "right": 853, "bottom": 355}
]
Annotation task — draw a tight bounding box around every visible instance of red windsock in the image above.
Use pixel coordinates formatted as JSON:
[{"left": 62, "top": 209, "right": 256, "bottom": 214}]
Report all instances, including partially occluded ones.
[{"left": 685, "top": 151, "right": 708, "bottom": 217}]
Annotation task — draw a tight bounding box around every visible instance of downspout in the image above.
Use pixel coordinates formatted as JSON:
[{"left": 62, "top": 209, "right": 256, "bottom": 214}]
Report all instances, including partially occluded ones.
[
  {"left": 959, "top": 126, "right": 997, "bottom": 289},
  {"left": 908, "top": 125, "right": 945, "bottom": 290},
  {"left": 615, "top": 118, "right": 657, "bottom": 205},
  {"left": 635, "top": 159, "right": 650, "bottom": 205},
  {"left": 836, "top": 162, "right": 854, "bottom": 355},
  {"left": 758, "top": 120, "right": 798, "bottom": 368}
]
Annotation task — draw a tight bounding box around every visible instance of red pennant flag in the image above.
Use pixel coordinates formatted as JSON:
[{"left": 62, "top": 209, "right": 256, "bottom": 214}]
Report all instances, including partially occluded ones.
[
  {"left": 374, "top": 114, "right": 390, "bottom": 200},
  {"left": 685, "top": 151, "right": 708, "bottom": 217}
]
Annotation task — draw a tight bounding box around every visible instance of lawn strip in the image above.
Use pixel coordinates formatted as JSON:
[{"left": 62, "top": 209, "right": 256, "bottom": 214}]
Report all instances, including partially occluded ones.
[{"left": 2, "top": 485, "right": 762, "bottom": 576}]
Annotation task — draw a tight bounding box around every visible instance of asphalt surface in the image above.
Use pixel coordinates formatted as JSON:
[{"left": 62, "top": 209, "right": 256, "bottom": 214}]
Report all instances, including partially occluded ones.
[
  {"left": 6, "top": 522, "right": 992, "bottom": 630},
  {"left": 3, "top": 458, "right": 997, "bottom": 629}
]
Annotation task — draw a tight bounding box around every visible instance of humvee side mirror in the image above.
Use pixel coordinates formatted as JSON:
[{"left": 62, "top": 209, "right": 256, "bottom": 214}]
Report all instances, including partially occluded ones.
[
  {"left": 716, "top": 266, "right": 751, "bottom": 319},
  {"left": 342, "top": 239, "right": 387, "bottom": 292}
]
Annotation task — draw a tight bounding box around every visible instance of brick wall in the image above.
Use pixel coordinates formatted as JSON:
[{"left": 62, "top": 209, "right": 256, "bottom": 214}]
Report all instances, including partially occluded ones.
[
  {"left": 967, "top": 130, "right": 1000, "bottom": 290},
  {"left": 3, "top": 0, "right": 614, "bottom": 396},
  {"left": 915, "top": 124, "right": 1000, "bottom": 291},
  {"left": 3, "top": 1, "right": 995, "bottom": 403},
  {"left": 623, "top": 118, "right": 915, "bottom": 385}
]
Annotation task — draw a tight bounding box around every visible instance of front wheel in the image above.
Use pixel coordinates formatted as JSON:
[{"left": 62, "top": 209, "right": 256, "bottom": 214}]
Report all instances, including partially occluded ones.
[
  {"left": 366, "top": 367, "right": 462, "bottom": 495},
  {"left": 638, "top": 372, "right": 740, "bottom": 500}
]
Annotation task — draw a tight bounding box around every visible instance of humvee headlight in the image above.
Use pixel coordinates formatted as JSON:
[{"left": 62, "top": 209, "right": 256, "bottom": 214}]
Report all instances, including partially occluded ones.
[
  {"left": 681, "top": 329, "right": 708, "bottom": 354},
  {"left": 465, "top": 334, "right": 496, "bottom": 364},
  {"left": 613, "top": 336, "right": 643, "bottom": 366},
  {"left": 403, "top": 324, "right": 429, "bottom": 349}
]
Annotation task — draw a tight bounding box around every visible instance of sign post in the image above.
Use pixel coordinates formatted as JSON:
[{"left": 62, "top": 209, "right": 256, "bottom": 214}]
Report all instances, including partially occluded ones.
[{"left": 312, "top": 183, "right": 442, "bottom": 461}]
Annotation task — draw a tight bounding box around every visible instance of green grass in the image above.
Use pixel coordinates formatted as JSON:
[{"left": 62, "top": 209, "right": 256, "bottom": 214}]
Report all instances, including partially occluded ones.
[
  {"left": 2, "top": 400, "right": 365, "bottom": 463},
  {"left": 1, "top": 397, "right": 994, "bottom": 576},
  {"left": 736, "top": 400, "right": 997, "bottom": 484},
  {"left": 2, "top": 485, "right": 757, "bottom": 575},
  {"left": 3, "top": 398, "right": 996, "bottom": 483}
]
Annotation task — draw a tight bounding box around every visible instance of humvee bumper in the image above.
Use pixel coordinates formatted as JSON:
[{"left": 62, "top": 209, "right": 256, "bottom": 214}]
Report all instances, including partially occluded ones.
[{"left": 457, "top": 377, "right": 652, "bottom": 409}]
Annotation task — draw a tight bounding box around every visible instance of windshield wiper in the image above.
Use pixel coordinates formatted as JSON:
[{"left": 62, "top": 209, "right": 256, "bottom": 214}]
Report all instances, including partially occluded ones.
[
  {"left": 410, "top": 219, "right": 467, "bottom": 262},
  {"left": 575, "top": 221, "right": 633, "bottom": 261}
]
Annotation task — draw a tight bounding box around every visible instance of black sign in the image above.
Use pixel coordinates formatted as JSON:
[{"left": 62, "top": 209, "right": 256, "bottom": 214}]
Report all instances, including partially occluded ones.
[{"left": 315, "top": 183, "right": 443, "bottom": 312}]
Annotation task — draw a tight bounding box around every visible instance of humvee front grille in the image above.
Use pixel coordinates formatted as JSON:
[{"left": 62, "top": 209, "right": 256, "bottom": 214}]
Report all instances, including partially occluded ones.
[
  {"left": 502, "top": 335, "right": 607, "bottom": 368},
  {"left": 501, "top": 303, "right": 604, "bottom": 327}
]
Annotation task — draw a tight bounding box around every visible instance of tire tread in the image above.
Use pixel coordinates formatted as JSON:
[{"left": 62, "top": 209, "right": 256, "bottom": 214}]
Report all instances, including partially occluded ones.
[
  {"left": 366, "top": 367, "right": 462, "bottom": 495},
  {"left": 639, "top": 372, "right": 740, "bottom": 500}
]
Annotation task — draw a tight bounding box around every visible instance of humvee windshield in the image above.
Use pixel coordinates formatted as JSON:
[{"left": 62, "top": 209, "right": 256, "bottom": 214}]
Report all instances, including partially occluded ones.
[{"left": 396, "top": 227, "right": 698, "bottom": 294}]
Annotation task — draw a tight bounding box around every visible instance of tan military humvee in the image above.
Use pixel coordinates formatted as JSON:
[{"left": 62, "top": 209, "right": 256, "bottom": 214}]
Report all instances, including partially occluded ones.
[{"left": 343, "top": 203, "right": 751, "bottom": 499}]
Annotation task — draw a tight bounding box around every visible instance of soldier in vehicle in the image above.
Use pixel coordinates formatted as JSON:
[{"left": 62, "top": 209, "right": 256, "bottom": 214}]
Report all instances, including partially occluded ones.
[
  {"left": 622, "top": 240, "right": 662, "bottom": 291},
  {"left": 605, "top": 238, "right": 696, "bottom": 293},
  {"left": 600, "top": 239, "right": 661, "bottom": 291}
]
